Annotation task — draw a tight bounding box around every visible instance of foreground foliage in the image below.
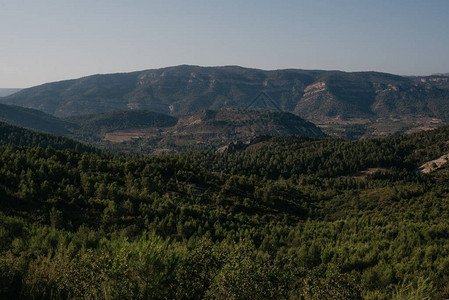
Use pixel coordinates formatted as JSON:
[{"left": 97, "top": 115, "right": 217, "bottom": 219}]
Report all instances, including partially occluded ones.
[{"left": 2, "top": 126, "right": 449, "bottom": 299}]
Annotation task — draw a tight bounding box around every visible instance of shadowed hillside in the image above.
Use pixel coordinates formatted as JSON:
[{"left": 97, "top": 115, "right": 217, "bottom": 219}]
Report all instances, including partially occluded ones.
[
  {"left": 0, "top": 121, "right": 98, "bottom": 153},
  {"left": 0, "top": 103, "right": 72, "bottom": 135}
]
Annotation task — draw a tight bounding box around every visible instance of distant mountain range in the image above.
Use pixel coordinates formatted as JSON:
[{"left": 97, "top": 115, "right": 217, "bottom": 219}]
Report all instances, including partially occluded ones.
[{"left": 1, "top": 65, "right": 449, "bottom": 139}]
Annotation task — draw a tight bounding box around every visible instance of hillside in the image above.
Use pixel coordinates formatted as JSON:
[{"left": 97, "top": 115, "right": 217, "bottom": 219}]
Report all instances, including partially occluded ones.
[
  {"left": 2, "top": 125, "right": 449, "bottom": 298},
  {"left": 0, "top": 105, "right": 324, "bottom": 153},
  {"left": 64, "top": 110, "right": 178, "bottom": 144},
  {"left": 76, "top": 108, "right": 325, "bottom": 154},
  {"left": 65, "top": 110, "right": 178, "bottom": 132},
  {"left": 2, "top": 65, "right": 449, "bottom": 139},
  {"left": 172, "top": 108, "right": 325, "bottom": 145},
  {"left": 0, "top": 121, "right": 97, "bottom": 153},
  {"left": 0, "top": 103, "right": 72, "bottom": 135}
]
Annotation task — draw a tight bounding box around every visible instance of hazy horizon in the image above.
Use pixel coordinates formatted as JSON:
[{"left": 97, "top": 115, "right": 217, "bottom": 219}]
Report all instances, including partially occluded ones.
[
  {"left": 2, "top": 64, "right": 449, "bottom": 90},
  {"left": 2, "top": 0, "right": 449, "bottom": 88}
]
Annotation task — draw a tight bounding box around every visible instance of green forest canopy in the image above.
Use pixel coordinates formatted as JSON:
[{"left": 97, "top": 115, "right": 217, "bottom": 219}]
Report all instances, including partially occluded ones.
[{"left": 2, "top": 125, "right": 449, "bottom": 299}]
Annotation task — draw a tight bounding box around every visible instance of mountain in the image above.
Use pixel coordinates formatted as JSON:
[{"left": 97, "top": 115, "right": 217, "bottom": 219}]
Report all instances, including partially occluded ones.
[
  {"left": 0, "top": 88, "right": 21, "bottom": 97},
  {"left": 2, "top": 65, "right": 449, "bottom": 139},
  {"left": 0, "top": 65, "right": 319, "bottom": 117},
  {"left": 0, "top": 103, "right": 72, "bottom": 135}
]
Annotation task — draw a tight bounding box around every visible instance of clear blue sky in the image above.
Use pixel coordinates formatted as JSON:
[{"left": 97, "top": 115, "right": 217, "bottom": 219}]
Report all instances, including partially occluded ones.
[{"left": 1, "top": 0, "right": 449, "bottom": 88}]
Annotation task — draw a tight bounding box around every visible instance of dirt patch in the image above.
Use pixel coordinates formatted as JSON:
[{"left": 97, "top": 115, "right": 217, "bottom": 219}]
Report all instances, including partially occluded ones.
[
  {"left": 418, "top": 153, "right": 449, "bottom": 173},
  {"left": 104, "top": 129, "right": 162, "bottom": 142}
]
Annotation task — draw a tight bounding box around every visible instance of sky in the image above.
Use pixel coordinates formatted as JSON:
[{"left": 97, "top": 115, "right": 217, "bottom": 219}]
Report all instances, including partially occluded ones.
[{"left": 1, "top": 0, "right": 449, "bottom": 88}]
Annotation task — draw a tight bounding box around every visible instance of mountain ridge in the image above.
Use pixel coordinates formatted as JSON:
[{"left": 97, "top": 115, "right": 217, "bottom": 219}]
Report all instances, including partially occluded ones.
[{"left": 2, "top": 65, "right": 449, "bottom": 139}]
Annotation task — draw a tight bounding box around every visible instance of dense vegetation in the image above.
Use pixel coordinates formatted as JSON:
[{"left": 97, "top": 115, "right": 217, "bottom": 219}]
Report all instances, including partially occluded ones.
[
  {"left": 65, "top": 110, "right": 178, "bottom": 135},
  {"left": 2, "top": 125, "right": 449, "bottom": 299},
  {"left": 0, "top": 122, "right": 98, "bottom": 153}
]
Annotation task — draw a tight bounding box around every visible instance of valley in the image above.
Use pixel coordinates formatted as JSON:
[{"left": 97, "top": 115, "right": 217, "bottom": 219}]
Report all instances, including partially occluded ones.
[{"left": 0, "top": 102, "right": 326, "bottom": 154}]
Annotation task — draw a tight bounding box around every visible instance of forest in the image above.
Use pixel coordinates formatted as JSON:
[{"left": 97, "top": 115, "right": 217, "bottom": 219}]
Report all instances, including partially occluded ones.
[{"left": 2, "top": 123, "right": 449, "bottom": 299}]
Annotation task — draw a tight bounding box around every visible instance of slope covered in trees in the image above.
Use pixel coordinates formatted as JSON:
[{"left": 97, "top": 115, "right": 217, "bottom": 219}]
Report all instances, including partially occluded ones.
[
  {"left": 64, "top": 109, "right": 179, "bottom": 134},
  {"left": 1, "top": 126, "right": 449, "bottom": 298},
  {"left": 0, "top": 122, "right": 98, "bottom": 153},
  {"left": 0, "top": 103, "right": 71, "bottom": 135},
  {"left": 93, "top": 109, "right": 325, "bottom": 154}
]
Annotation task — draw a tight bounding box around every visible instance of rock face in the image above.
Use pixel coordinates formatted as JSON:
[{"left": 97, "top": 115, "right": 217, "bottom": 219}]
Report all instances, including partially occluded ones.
[
  {"left": 1, "top": 65, "right": 449, "bottom": 138},
  {"left": 418, "top": 152, "right": 449, "bottom": 173}
]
